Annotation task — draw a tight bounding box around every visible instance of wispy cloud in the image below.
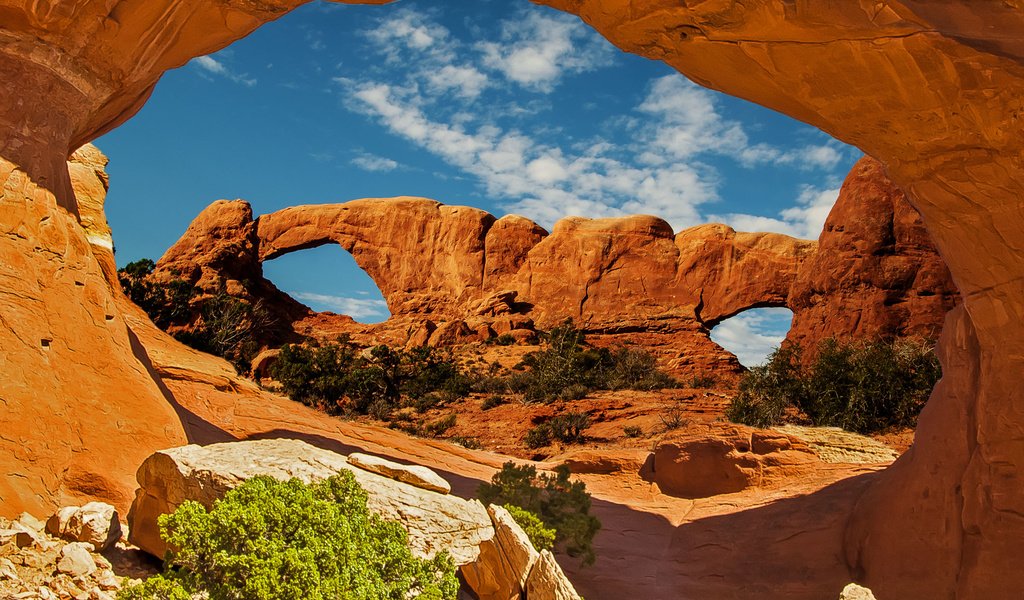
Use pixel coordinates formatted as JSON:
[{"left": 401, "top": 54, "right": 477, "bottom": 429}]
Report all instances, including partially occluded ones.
[
  {"left": 192, "top": 55, "right": 256, "bottom": 87},
  {"left": 291, "top": 292, "right": 389, "bottom": 321},
  {"left": 710, "top": 308, "right": 793, "bottom": 367},
  {"left": 712, "top": 184, "right": 842, "bottom": 240},
  {"left": 351, "top": 152, "right": 400, "bottom": 172},
  {"left": 477, "top": 10, "right": 615, "bottom": 92}
]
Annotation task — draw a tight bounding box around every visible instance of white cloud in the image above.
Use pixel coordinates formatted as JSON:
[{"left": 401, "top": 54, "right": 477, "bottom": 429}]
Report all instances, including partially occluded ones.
[
  {"left": 710, "top": 308, "right": 793, "bottom": 367},
  {"left": 191, "top": 55, "right": 256, "bottom": 87},
  {"left": 336, "top": 10, "right": 850, "bottom": 236},
  {"left": 478, "top": 11, "right": 615, "bottom": 92},
  {"left": 425, "top": 65, "right": 489, "bottom": 100},
  {"left": 351, "top": 152, "right": 399, "bottom": 172},
  {"left": 714, "top": 184, "right": 841, "bottom": 240},
  {"left": 291, "top": 292, "right": 389, "bottom": 321}
]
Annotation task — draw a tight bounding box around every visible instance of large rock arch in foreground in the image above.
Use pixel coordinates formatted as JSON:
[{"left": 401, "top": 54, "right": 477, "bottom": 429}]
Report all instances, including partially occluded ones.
[{"left": 0, "top": 1, "right": 1021, "bottom": 598}]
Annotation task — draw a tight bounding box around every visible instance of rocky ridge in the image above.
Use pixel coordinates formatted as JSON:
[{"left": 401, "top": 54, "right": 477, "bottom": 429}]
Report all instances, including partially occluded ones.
[{"left": 153, "top": 156, "right": 956, "bottom": 376}]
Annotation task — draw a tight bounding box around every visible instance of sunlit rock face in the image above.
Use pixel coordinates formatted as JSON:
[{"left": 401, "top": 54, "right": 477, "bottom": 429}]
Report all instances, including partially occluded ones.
[
  {"left": 534, "top": 1, "right": 1024, "bottom": 598},
  {"left": 0, "top": 1, "right": 1020, "bottom": 598},
  {"left": 786, "top": 156, "right": 959, "bottom": 350},
  {"left": 0, "top": 0, "right": 387, "bottom": 520}
]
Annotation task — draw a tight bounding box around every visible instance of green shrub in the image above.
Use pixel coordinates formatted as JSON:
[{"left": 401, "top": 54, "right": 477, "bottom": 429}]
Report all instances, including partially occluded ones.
[
  {"left": 524, "top": 412, "right": 590, "bottom": 449},
  {"left": 117, "top": 473, "right": 457, "bottom": 600},
  {"left": 495, "top": 333, "right": 516, "bottom": 346},
  {"left": 270, "top": 340, "right": 470, "bottom": 419},
  {"left": 479, "top": 463, "right": 600, "bottom": 566},
  {"left": 604, "top": 347, "right": 676, "bottom": 391},
  {"left": 688, "top": 375, "right": 716, "bottom": 389},
  {"left": 117, "top": 259, "right": 194, "bottom": 329},
  {"left": 421, "top": 414, "right": 457, "bottom": 437},
  {"left": 481, "top": 395, "right": 506, "bottom": 410},
  {"left": 503, "top": 319, "right": 676, "bottom": 403},
  {"left": 727, "top": 339, "right": 941, "bottom": 433},
  {"left": 524, "top": 424, "right": 553, "bottom": 449},
  {"left": 503, "top": 504, "right": 555, "bottom": 551}
]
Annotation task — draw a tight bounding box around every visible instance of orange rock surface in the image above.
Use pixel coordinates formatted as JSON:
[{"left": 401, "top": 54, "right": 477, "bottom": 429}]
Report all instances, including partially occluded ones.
[
  {"left": 532, "top": 3, "right": 1024, "bottom": 597},
  {"left": 787, "top": 157, "right": 958, "bottom": 350},
  {"left": 1, "top": 1, "right": 1022, "bottom": 598}
]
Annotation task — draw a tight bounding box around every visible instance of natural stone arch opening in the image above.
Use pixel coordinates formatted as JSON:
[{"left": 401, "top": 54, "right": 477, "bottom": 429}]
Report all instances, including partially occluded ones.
[
  {"left": 1, "top": 3, "right": 1021, "bottom": 600},
  {"left": 261, "top": 242, "right": 390, "bottom": 325},
  {"left": 708, "top": 306, "right": 794, "bottom": 368}
]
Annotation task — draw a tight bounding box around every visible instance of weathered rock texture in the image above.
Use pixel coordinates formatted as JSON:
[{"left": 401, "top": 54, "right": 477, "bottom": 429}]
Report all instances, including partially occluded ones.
[
  {"left": 127, "top": 440, "right": 579, "bottom": 599},
  {"left": 156, "top": 156, "right": 953, "bottom": 375},
  {"left": 127, "top": 439, "right": 492, "bottom": 564},
  {"left": 649, "top": 424, "right": 820, "bottom": 498},
  {"left": 0, "top": 1, "right": 1020, "bottom": 599},
  {"left": 787, "top": 157, "right": 957, "bottom": 350},
  {"left": 530, "top": 3, "right": 1024, "bottom": 598}
]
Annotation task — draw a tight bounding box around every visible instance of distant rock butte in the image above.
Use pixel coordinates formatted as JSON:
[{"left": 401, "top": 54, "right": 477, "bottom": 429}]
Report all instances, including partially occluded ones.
[{"left": 152, "top": 156, "right": 956, "bottom": 373}]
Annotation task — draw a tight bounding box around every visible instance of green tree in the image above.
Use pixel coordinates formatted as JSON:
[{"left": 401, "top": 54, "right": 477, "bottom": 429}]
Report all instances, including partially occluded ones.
[{"left": 478, "top": 462, "right": 600, "bottom": 566}]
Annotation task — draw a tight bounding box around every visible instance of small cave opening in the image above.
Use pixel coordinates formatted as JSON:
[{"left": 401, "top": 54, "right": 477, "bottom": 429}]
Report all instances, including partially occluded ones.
[
  {"left": 261, "top": 243, "right": 390, "bottom": 325},
  {"left": 709, "top": 307, "right": 794, "bottom": 368}
]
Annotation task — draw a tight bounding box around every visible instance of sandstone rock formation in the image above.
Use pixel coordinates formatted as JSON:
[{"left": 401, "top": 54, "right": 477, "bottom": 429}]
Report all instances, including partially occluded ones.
[
  {"left": 529, "top": 4, "right": 1022, "bottom": 598},
  {"left": 154, "top": 155, "right": 953, "bottom": 377},
  {"left": 0, "top": 146, "right": 188, "bottom": 519},
  {"left": 648, "top": 424, "right": 819, "bottom": 498},
  {"left": 1, "top": 1, "right": 1021, "bottom": 599},
  {"left": 45, "top": 502, "right": 122, "bottom": 552},
  {"left": 786, "top": 157, "right": 958, "bottom": 350},
  {"left": 347, "top": 452, "right": 452, "bottom": 495},
  {"left": 127, "top": 439, "right": 579, "bottom": 599}
]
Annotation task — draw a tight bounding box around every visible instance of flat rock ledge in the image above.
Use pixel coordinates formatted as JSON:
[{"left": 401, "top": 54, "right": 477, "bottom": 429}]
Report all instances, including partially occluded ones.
[{"left": 348, "top": 452, "right": 452, "bottom": 494}]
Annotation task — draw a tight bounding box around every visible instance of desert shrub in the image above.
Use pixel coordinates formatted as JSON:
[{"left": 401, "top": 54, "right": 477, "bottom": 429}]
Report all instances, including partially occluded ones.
[
  {"left": 800, "top": 338, "right": 940, "bottom": 433},
  {"left": 726, "top": 344, "right": 804, "bottom": 428},
  {"left": 117, "top": 473, "right": 457, "bottom": 600},
  {"left": 503, "top": 504, "right": 556, "bottom": 551},
  {"left": 421, "top": 414, "right": 457, "bottom": 437},
  {"left": 524, "top": 424, "right": 553, "bottom": 449},
  {"left": 727, "top": 339, "right": 940, "bottom": 433},
  {"left": 270, "top": 340, "right": 470, "bottom": 419},
  {"left": 118, "top": 260, "right": 271, "bottom": 372},
  {"left": 481, "top": 395, "right": 506, "bottom": 410},
  {"left": 495, "top": 333, "right": 516, "bottom": 346},
  {"left": 623, "top": 425, "right": 644, "bottom": 438},
  {"left": 504, "top": 319, "right": 676, "bottom": 403},
  {"left": 524, "top": 412, "right": 590, "bottom": 449},
  {"left": 478, "top": 463, "right": 600, "bottom": 566},
  {"left": 658, "top": 401, "right": 689, "bottom": 431},
  {"left": 604, "top": 346, "right": 677, "bottom": 391},
  {"left": 118, "top": 259, "right": 194, "bottom": 329},
  {"left": 450, "top": 436, "right": 482, "bottom": 450},
  {"left": 174, "top": 292, "right": 274, "bottom": 373}
]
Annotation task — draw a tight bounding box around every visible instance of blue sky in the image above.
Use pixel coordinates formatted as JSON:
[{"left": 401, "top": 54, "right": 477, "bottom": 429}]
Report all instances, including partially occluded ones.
[{"left": 97, "top": 0, "right": 859, "bottom": 365}]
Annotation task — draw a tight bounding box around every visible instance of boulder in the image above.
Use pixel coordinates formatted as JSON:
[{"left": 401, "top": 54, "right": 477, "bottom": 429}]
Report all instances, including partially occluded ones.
[
  {"left": 347, "top": 452, "right": 452, "bottom": 495},
  {"left": 525, "top": 550, "right": 580, "bottom": 600},
  {"left": 46, "top": 503, "right": 122, "bottom": 552},
  {"left": 56, "top": 543, "right": 96, "bottom": 578},
  {"left": 839, "top": 583, "right": 877, "bottom": 600},
  {"left": 127, "top": 439, "right": 492, "bottom": 564},
  {"left": 651, "top": 424, "right": 819, "bottom": 498},
  {"left": 462, "top": 504, "right": 539, "bottom": 600}
]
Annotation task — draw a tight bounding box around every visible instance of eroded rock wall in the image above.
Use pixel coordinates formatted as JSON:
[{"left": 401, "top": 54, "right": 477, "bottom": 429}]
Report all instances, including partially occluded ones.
[{"left": 532, "top": 2, "right": 1024, "bottom": 597}]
